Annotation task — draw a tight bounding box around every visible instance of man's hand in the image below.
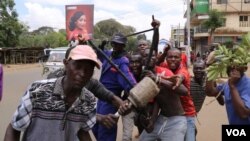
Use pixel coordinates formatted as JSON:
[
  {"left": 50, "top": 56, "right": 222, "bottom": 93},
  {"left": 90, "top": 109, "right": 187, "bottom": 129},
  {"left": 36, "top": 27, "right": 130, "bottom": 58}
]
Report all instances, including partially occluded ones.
[
  {"left": 144, "top": 119, "right": 154, "bottom": 133},
  {"left": 97, "top": 114, "right": 119, "bottom": 129},
  {"left": 151, "top": 18, "right": 160, "bottom": 28},
  {"left": 164, "top": 75, "right": 184, "bottom": 90},
  {"left": 163, "top": 44, "right": 171, "bottom": 54},
  {"left": 142, "top": 70, "right": 156, "bottom": 81},
  {"left": 99, "top": 40, "right": 107, "bottom": 50},
  {"left": 118, "top": 100, "right": 133, "bottom": 116},
  {"left": 78, "top": 34, "right": 85, "bottom": 41}
]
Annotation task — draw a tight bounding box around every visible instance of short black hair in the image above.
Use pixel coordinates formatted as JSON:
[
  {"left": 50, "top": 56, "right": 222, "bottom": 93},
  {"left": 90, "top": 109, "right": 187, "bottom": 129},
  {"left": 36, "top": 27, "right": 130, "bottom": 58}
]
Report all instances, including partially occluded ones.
[
  {"left": 167, "top": 47, "right": 181, "bottom": 54},
  {"left": 194, "top": 59, "right": 205, "bottom": 65},
  {"left": 127, "top": 51, "right": 142, "bottom": 60}
]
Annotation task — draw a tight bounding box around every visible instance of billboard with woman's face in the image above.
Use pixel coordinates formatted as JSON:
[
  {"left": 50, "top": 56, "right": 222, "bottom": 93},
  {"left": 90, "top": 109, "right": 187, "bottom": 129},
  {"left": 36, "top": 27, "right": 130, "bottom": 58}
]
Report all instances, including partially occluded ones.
[{"left": 65, "top": 5, "right": 94, "bottom": 41}]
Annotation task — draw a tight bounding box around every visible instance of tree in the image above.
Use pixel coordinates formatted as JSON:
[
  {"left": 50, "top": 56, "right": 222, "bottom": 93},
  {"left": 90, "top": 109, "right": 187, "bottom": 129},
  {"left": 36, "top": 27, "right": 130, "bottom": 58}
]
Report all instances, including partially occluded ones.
[
  {"left": 202, "top": 9, "right": 224, "bottom": 44},
  {"left": 137, "top": 34, "right": 147, "bottom": 40},
  {"left": 93, "top": 18, "right": 137, "bottom": 50},
  {"left": 94, "top": 19, "right": 135, "bottom": 39},
  {"left": 18, "top": 28, "right": 68, "bottom": 48},
  {"left": 0, "top": 0, "right": 23, "bottom": 47},
  {"left": 32, "top": 26, "right": 55, "bottom": 35}
]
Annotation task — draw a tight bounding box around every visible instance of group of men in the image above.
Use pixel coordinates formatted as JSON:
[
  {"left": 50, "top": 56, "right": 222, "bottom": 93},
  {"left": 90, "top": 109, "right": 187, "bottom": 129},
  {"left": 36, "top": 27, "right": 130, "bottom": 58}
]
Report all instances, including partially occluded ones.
[{"left": 4, "top": 18, "right": 250, "bottom": 141}]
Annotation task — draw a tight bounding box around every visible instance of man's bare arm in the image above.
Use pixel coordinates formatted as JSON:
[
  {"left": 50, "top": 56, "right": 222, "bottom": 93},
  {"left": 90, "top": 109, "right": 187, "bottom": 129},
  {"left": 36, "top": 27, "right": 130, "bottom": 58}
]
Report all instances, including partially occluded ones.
[{"left": 4, "top": 124, "right": 21, "bottom": 141}]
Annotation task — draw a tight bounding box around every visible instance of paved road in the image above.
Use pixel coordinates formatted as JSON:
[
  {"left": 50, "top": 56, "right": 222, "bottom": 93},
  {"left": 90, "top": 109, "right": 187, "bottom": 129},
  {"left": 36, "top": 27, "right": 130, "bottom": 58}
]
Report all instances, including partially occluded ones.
[
  {"left": 0, "top": 65, "right": 45, "bottom": 140},
  {"left": 0, "top": 64, "right": 237, "bottom": 141}
]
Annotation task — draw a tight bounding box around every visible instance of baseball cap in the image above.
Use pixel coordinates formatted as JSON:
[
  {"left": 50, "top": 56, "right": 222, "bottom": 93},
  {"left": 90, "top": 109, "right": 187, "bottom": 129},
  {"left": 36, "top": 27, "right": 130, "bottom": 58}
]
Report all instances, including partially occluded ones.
[
  {"left": 67, "top": 45, "right": 101, "bottom": 69},
  {"left": 111, "top": 33, "right": 127, "bottom": 44}
]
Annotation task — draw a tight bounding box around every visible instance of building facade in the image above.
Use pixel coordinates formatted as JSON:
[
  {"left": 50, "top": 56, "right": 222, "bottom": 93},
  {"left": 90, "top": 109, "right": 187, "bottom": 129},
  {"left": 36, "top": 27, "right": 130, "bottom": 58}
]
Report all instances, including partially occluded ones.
[
  {"left": 189, "top": 0, "right": 250, "bottom": 55},
  {"left": 170, "top": 25, "right": 185, "bottom": 48}
]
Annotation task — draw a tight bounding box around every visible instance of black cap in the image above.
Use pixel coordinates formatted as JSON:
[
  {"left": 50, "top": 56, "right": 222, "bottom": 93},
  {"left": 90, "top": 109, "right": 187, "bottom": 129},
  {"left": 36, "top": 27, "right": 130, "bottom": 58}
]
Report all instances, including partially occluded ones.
[{"left": 111, "top": 33, "right": 127, "bottom": 44}]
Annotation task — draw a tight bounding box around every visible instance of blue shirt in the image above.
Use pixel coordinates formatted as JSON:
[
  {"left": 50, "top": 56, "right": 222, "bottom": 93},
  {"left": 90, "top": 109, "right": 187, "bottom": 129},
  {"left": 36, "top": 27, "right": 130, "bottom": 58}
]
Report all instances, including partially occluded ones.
[
  {"left": 99, "top": 50, "right": 136, "bottom": 96},
  {"left": 217, "top": 75, "right": 250, "bottom": 124}
]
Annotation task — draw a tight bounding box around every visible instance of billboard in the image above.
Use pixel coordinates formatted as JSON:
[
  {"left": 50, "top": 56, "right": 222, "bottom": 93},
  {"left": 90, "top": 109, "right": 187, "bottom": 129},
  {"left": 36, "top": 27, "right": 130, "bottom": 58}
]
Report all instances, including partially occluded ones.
[{"left": 65, "top": 5, "right": 94, "bottom": 41}]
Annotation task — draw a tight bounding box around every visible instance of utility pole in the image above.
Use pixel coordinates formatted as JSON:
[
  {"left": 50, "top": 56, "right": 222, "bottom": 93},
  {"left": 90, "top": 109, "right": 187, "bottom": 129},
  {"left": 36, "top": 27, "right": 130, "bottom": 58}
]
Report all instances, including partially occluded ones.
[{"left": 186, "top": 0, "right": 191, "bottom": 67}]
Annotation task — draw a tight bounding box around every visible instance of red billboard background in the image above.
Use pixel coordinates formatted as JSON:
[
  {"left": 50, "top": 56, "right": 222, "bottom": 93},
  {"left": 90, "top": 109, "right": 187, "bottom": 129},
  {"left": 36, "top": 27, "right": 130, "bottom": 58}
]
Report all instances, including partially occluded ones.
[{"left": 65, "top": 5, "right": 94, "bottom": 41}]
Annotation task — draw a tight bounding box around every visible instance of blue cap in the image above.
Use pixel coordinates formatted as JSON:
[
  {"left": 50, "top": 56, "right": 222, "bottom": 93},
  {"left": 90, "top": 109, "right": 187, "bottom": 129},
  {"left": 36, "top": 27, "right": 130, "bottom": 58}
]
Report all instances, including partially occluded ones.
[{"left": 111, "top": 33, "right": 127, "bottom": 44}]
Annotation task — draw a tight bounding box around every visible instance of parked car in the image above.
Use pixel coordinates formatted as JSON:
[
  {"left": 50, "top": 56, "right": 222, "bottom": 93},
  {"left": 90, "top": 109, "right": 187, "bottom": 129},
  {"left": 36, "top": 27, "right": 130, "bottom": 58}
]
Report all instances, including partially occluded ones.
[{"left": 41, "top": 47, "right": 69, "bottom": 76}]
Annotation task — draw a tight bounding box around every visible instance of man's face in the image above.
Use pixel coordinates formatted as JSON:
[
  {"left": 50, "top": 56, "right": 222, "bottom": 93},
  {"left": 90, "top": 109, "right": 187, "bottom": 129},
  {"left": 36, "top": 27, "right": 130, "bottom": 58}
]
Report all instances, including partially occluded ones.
[
  {"left": 129, "top": 55, "right": 142, "bottom": 76},
  {"left": 64, "top": 59, "right": 95, "bottom": 89},
  {"left": 193, "top": 62, "right": 206, "bottom": 80},
  {"left": 138, "top": 41, "right": 149, "bottom": 53},
  {"left": 227, "top": 66, "right": 246, "bottom": 78},
  {"left": 142, "top": 49, "right": 157, "bottom": 68},
  {"left": 166, "top": 50, "right": 181, "bottom": 70}
]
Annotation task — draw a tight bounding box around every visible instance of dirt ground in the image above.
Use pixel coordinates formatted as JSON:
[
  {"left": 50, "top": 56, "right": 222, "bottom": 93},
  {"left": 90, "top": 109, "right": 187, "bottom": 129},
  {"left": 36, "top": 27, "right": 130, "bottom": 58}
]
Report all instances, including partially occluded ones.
[{"left": 1, "top": 63, "right": 250, "bottom": 141}]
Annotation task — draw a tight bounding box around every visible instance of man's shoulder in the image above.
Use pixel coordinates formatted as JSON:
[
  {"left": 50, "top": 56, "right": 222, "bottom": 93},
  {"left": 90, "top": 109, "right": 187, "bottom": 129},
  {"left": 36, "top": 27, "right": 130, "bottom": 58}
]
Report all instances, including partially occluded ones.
[
  {"left": 114, "top": 56, "right": 129, "bottom": 65},
  {"left": 120, "top": 56, "right": 129, "bottom": 63},
  {"left": 155, "top": 66, "right": 174, "bottom": 76},
  {"left": 177, "top": 66, "right": 190, "bottom": 77},
  {"left": 33, "top": 78, "right": 57, "bottom": 84},
  {"left": 47, "top": 68, "right": 65, "bottom": 79},
  {"left": 243, "top": 75, "right": 250, "bottom": 81},
  {"left": 30, "top": 79, "right": 56, "bottom": 91},
  {"left": 240, "top": 75, "right": 250, "bottom": 86}
]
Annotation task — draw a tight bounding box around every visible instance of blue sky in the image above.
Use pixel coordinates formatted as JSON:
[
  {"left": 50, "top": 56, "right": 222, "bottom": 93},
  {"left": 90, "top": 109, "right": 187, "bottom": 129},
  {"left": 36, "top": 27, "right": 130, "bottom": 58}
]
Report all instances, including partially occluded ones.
[{"left": 14, "top": 0, "right": 187, "bottom": 40}]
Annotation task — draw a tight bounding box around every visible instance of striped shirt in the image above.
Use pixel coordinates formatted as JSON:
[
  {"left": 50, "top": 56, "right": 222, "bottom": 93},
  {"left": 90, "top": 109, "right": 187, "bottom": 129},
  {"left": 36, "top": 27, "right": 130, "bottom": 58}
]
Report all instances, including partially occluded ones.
[
  {"left": 190, "top": 77, "right": 206, "bottom": 113},
  {"left": 11, "top": 77, "right": 96, "bottom": 141}
]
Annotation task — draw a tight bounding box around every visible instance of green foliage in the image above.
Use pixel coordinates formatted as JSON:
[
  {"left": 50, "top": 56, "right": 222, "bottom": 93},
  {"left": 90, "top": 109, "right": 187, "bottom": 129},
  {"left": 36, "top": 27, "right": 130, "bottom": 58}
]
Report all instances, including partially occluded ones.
[
  {"left": 18, "top": 17, "right": 141, "bottom": 49},
  {"left": 203, "top": 9, "right": 224, "bottom": 32},
  {"left": 18, "top": 29, "right": 68, "bottom": 48},
  {"left": 202, "top": 9, "right": 224, "bottom": 43},
  {"left": 0, "top": 0, "right": 23, "bottom": 47},
  {"left": 223, "top": 40, "right": 234, "bottom": 48},
  {"left": 93, "top": 18, "right": 138, "bottom": 51},
  {"left": 126, "top": 37, "right": 138, "bottom": 52},
  {"left": 0, "top": 0, "right": 155, "bottom": 51},
  {"left": 94, "top": 19, "right": 136, "bottom": 40},
  {"left": 207, "top": 32, "right": 250, "bottom": 81},
  {"left": 32, "top": 26, "right": 55, "bottom": 35},
  {"left": 137, "top": 34, "right": 147, "bottom": 40}
]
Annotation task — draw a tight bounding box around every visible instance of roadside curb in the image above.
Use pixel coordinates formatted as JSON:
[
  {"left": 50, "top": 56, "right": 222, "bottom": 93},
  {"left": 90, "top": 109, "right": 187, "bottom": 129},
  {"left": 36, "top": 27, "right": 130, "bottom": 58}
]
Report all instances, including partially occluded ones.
[{"left": 2, "top": 63, "right": 42, "bottom": 72}]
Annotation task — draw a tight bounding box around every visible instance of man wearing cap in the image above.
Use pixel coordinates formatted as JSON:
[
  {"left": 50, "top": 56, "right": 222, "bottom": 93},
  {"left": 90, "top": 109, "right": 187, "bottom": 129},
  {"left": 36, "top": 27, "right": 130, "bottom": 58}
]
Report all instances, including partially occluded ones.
[
  {"left": 4, "top": 45, "right": 100, "bottom": 141},
  {"left": 93, "top": 33, "right": 137, "bottom": 141},
  {"left": 46, "top": 46, "right": 130, "bottom": 129}
]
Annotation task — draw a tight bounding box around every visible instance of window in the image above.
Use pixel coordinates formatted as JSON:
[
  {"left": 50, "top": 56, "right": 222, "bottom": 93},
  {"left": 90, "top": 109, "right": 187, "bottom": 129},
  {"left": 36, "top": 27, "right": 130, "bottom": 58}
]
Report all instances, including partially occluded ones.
[
  {"left": 214, "top": 36, "right": 233, "bottom": 43},
  {"left": 239, "top": 15, "right": 250, "bottom": 27},
  {"left": 217, "top": 0, "right": 227, "bottom": 4},
  {"left": 239, "top": 16, "right": 248, "bottom": 21}
]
